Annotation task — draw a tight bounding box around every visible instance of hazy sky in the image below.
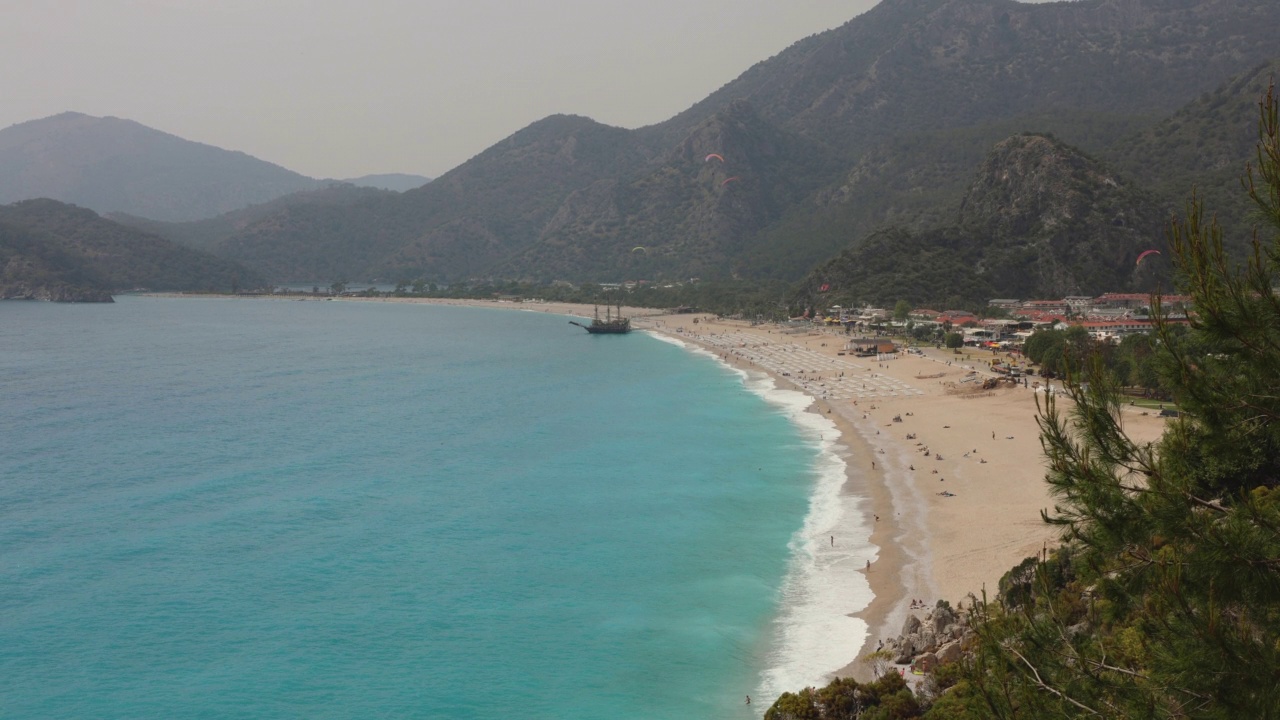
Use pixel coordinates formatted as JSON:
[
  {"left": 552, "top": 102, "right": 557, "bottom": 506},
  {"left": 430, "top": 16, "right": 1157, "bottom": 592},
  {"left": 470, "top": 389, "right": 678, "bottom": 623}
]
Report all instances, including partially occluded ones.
[{"left": 2, "top": 0, "right": 1056, "bottom": 180}]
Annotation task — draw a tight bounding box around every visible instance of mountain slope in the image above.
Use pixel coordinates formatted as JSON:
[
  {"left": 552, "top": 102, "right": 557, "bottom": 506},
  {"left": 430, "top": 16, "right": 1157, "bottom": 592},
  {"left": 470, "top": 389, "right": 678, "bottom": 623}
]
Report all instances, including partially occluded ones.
[
  {"left": 795, "top": 135, "right": 1170, "bottom": 309},
  {"left": 0, "top": 200, "right": 260, "bottom": 301},
  {"left": 0, "top": 112, "right": 324, "bottom": 221},
  {"left": 148, "top": 0, "right": 1280, "bottom": 284},
  {"left": 653, "top": 0, "right": 1280, "bottom": 154},
  {"left": 110, "top": 184, "right": 400, "bottom": 254},
  {"left": 1107, "top": 58, "right": 1280, "bottom": 247},
  {"left": 201, "top": 115, "right": 649, "bottom": 283},
  {"left": 495, "top": 101, "right": 847, "bottom": 281}
]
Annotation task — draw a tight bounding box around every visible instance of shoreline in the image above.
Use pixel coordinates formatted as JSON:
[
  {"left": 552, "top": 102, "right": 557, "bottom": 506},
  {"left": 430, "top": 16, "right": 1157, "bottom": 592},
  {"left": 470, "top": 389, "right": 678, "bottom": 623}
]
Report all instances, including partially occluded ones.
[
  {"left": 649, "top": 316, "right": 928, "bottom": 687},
  {"left": 638, "top": 309, "right": 1169, "bottom": 688},
  {"left": 141, "top": 293, "right": 1170, "bottom": 693}
]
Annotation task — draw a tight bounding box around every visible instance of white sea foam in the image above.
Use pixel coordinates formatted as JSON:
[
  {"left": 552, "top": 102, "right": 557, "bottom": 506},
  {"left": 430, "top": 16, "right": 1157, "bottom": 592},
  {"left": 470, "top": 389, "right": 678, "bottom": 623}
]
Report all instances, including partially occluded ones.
[
  {"left": 647, "top": 330, "right": 876, "bottom": 708},
  {"left": 744, "top": 373, "right": 875, "bottom": 706}
]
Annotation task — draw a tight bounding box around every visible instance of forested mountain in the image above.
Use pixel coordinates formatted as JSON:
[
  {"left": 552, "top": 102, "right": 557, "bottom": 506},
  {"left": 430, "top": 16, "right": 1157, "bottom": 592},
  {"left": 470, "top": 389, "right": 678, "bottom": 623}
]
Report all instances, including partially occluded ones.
[
  {"left": 144, "top": 0, "right": 1277, "bottom": 286},
  {"left": 792, "top": 135, "right": 1170, "bottom": 309},
  {"left": 0, "top": 200, "right": 259, "bottom": 301},
  {"left": 492, "top": 101, "right": 847, "bottom": 281},
  {"left": 1107, "top": 57, "right": 1280, "bottom": 248},
  {"left": 110, "top": 185, "right": 400, "bottom": 255}
]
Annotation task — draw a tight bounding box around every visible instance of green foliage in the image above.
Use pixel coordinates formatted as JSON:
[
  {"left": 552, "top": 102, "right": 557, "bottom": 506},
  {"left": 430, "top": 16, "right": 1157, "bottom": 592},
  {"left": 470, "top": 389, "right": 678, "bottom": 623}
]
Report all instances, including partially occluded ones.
[
  {"left": 946, "top": 82, "right": 1280, "bottom": 720},
  {"left": 944, "top": 333, "right": 963, "bottom": 349},
  {"left": 1021, "top": 322, "right": 1202, "bottom": 393},
  {"left": 1108, "top": 59, "right": 1280, "bottom": 258},
  {"left": 766, "top": 672, "right": 919, "bottom": 720}
]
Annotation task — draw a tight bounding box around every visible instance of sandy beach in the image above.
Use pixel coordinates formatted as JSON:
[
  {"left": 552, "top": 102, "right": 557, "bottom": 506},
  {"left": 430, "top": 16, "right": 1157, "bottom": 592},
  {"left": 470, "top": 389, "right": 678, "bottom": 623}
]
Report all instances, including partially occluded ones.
[
  {"left": 636, "top": 311, "right": 1170, "bottom": 676},
  {"left": 633, "top": 310, "right": 1169, "bottom": 679},
  {"left": 165, "top": 293, "right": 1170, "bottom": 684},
  {"left": 429, "top": 299, "right": 1169, "bottom": 681}
]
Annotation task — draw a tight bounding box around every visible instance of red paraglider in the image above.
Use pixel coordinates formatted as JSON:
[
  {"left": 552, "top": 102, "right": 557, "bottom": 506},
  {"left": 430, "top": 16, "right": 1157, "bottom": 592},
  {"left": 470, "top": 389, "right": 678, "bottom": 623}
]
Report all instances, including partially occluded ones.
[
  {"left": 721, "top": 176, "right": 740, "bottom": 186},
  {"left": 1136, "top": 249, "right": 1161, "bottom": 266},
  {"left": 705, "top": 153, "right": 725, "bottom": 163}
]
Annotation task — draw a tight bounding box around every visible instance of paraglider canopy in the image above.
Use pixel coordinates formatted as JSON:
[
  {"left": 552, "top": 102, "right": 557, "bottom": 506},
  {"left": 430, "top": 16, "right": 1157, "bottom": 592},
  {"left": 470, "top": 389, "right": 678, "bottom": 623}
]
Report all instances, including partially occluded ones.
[
  {"left": 631, "top": 246, "right": 646, "bottom": 254},
  {"left": 704, "top": 153, "right": 724, "bottom": 163},
  {"left": 721, "top": 176, "right": 740, "bottom": 186},
  {"left": 1136, "top": 249, "right": 1161, "bottom": 266}
]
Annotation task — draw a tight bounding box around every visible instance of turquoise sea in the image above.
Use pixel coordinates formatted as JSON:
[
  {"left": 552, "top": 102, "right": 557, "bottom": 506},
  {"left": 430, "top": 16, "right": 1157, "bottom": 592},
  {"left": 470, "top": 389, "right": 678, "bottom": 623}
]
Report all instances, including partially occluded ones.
[{"left": 0, "top": 297, "right": 872, "bottom": 719}]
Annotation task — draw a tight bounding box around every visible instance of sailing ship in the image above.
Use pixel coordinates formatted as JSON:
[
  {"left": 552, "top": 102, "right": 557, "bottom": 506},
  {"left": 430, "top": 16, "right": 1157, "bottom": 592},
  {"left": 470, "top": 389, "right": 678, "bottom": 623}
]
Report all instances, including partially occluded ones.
[{"left": 569, "top": 300, "right": 631, "bottom": 334}]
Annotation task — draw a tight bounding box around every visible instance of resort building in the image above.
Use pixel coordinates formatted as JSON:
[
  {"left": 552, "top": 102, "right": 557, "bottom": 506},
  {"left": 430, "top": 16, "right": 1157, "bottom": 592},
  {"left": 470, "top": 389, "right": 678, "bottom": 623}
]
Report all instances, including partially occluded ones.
[
  {"left": 1092, "top": 293, "right": 1191, "bottom": 311},
  {"left": 1018, "top": 300, "right": 1070, "bottom": 316},
  {"left": 908, "top": 309, "right": 942, "bottom": 323}
]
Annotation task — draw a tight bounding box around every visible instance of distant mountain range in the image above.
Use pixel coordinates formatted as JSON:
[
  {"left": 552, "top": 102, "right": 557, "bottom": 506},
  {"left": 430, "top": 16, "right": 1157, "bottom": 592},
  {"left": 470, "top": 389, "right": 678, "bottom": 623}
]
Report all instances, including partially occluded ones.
[
  {"left": 0, "top": 112, "right": 429, "bottom": 222},
  {"left": 111, "top": 0, "right": 1276, "bottom": 289},
  {"left": 6, "top": 0, "right": 1280, "bottom": 306}
]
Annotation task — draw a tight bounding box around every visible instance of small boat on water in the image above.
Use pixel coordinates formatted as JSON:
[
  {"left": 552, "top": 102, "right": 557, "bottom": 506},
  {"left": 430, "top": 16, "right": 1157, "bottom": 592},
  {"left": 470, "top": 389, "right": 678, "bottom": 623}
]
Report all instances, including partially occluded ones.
[{"left": 570, "top": 301, "right": 631, "bottom": 334}]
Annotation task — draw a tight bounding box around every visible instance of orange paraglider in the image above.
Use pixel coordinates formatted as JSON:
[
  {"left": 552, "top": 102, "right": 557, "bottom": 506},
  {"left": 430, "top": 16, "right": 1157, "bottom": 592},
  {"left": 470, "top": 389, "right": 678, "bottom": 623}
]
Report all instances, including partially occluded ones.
[
  {"left": 1136, "top": 249, "right": 1161, "bottom": 266},
  {"left": 721, "top": 176, "right": 740, "bottom": 186}
]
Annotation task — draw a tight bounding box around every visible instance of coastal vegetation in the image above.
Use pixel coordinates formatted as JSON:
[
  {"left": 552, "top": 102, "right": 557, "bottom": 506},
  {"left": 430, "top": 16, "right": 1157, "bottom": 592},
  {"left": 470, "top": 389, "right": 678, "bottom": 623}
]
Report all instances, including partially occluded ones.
[
  {"left": 765, "top": 83, "right": 1280, "bottom": 720},
  {"left": 1020, "top": 326, "right": 1188, "bottom": 399}
]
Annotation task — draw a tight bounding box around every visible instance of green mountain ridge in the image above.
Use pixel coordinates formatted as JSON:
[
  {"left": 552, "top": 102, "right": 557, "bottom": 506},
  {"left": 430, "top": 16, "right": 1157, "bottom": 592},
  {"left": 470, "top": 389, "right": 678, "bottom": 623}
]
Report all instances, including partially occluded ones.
[
  {"left": 0, "top": 199, "right": 260, "bottom": 301},
  {"left": 794, "top": 134, "right": 1172, "bottom": 310},
  {"left": 1107, "top": 57, "right": 1280, "bottom": 248},
  {"left": 160, "top": 0, "right": 1279, "bottom": 285},
  {"left": 494, "top": 100, "right": 848, "bottom": 281}
]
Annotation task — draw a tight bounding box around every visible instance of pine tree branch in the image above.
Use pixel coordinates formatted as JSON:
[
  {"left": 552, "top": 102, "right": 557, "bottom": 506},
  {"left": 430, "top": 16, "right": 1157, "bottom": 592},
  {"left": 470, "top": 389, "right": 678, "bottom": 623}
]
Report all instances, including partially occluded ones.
[{"left": 1005, "top": 645, "right": 1105, "bottom": 717}]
